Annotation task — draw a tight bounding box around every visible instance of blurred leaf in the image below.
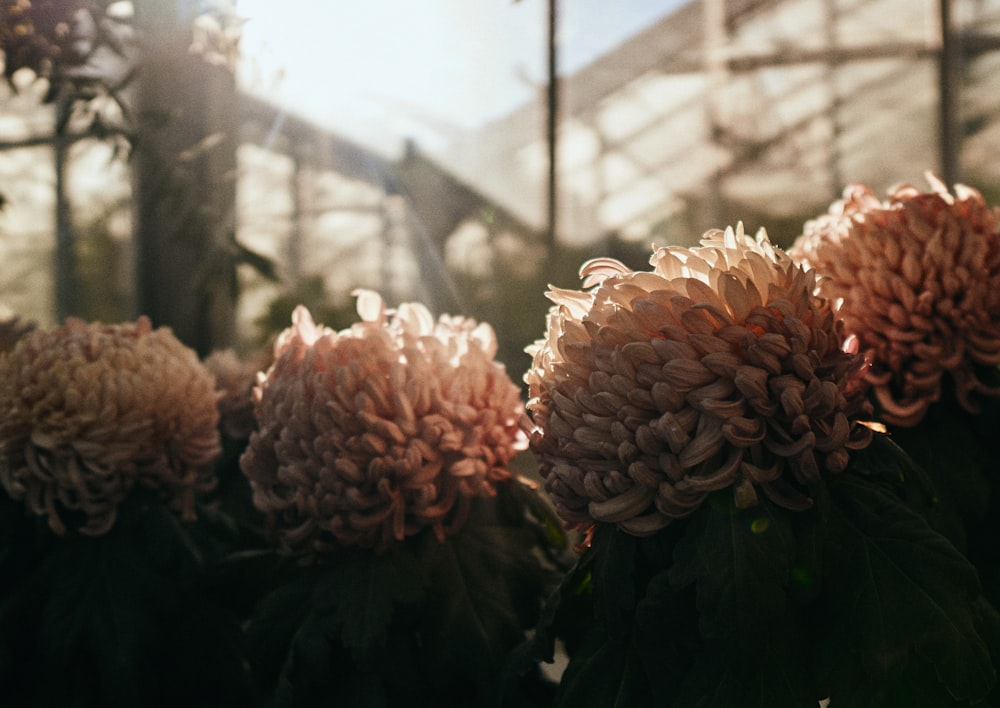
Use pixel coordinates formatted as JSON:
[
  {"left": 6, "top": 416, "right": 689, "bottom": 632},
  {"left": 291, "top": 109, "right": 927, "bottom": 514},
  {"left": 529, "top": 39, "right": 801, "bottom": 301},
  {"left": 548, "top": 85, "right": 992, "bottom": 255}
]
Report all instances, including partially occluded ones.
[
  {"left": 819, "top": 472, "right": 995, "bottom": 704},
  {"left": 233, "top": 240, "right": 280, "bottom": 282}
]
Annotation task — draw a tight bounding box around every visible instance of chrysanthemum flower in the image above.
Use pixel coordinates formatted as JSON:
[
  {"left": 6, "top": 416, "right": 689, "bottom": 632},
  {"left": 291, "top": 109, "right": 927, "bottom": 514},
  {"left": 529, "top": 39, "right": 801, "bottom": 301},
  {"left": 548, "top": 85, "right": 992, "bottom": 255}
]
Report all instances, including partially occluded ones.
[
  {"left": 204, "top": 348, "right": 266, "bottom": 441},
  {"left": 525, "top": 224, "right": 872, "bottom": 536},
  {"left": 0, "top": 317, "right": 221, "bottom": 535},
  {"left": 240, "top": 290, "right": 526, "bottom": 558},
  {"left": 790, "top": 173, "right": 1000, "bottom": 426}
]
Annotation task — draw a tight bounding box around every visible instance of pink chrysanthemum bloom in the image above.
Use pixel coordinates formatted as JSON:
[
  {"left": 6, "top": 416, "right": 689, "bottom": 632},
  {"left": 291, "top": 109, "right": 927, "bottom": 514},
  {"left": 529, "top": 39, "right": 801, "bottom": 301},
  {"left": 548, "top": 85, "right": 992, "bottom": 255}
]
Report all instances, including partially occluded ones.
[
  {"left": 525, "top": 224, "right": 873, "bottom": 537},
  {"left": 204, "top": 348, "right": 266, "bottom": 441},
  {"left": 240, "top": 290, "right": 526, "bottom": 558},
  {"left": 790, "top": 173, "right": 1000, "bottom": 426},
  {"left": 0, "top": 317, "right": 221, "bottom": 535}
]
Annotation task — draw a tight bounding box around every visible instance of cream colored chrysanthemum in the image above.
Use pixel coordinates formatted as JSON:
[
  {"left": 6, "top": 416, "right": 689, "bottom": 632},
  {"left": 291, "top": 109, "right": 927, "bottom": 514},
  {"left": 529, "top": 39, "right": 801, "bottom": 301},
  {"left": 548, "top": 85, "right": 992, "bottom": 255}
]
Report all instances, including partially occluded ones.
[
  {"left": 0, "top": 317, "right": 221, "bottom": 535},
  {"left": 790, "top": 173, "right": 1000, "bottom": 426},
  {"left": 525, "top": 224, "right": 872, "bottom": 537},
  {"left": 240, "top": 290, "right": 526, "bottom": 558}
]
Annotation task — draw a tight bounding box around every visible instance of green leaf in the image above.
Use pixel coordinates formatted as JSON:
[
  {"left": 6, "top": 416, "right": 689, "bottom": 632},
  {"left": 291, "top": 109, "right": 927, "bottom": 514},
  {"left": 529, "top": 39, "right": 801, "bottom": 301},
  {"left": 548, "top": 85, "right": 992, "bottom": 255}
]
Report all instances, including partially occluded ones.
[
  {"left": 889, "top": 409, "right": 989, "bottom": 522},
  {"left": 205, "top": 548, "right": 293, "bottom": 621},
  {"left": 632, "top": 568, "right": 700, "bottom": 705},
  {"left": 496, "top": 477, "right": 571, "bottom": 567},
  {"left": 419, "top": 524, "right": 532, "bottom": 676},
  {"left": 505, "top": 548, "right": 598, "bottom": 706},
  {"left": 16, "top": 493, "right": 256, "bottom": 708},
  {"left": 250, "top": 566, "right": 392, "bottom": 708},
  {"left": 272, "top": 605, "right": 340, "bottom": 708},
  {"left": 669, "top": 494, "right": 796, "bottom": 660},
  {"left": 243, "top": 569, "right": 318, "bottom": 699},
  {"left": 819, "top": 472, "right": 996, "bottom": 704},
  {"left": 818, "top": 649, "right": 976, "bottom": 708},
  {"left": 249, "top": 492, "right": 559, "bottom": 708},
  {"left": 553, "top": 625, "right": 651, "bottom": 708},
  {"left": 505, "top": 553, "right": 588, "bottom": 672},
  {"left": 872, "top": 424, "right": 973, "bottom": 550},
  {"left": 321, "top": 544, "right": 428, "bottom": 662},
  {"left": 786, "top": 510, "right": 824, "bottom": 605},
  {"left": 590, "top": 524, "right": 637, "bottom": 642},
  {"left": 675, "top": 622, "right": 814, "bottom": 708}
]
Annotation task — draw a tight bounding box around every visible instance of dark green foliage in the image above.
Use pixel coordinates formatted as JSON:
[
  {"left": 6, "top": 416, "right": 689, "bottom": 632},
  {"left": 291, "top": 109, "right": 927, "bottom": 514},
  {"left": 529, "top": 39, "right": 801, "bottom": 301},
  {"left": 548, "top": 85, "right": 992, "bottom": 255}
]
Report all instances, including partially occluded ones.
[
  {"left": 888, "top": 387, "right": 1000, "bottom": 613},
  {"left": 525, "top": 433, "right": 999, "bottom": 708},
  {"left": 817, "top": 471, "right": 994, "bottom": 704},
  {"left": 0, "top": 489, "right": 258, "bottom": 708},
  {"left": 670, "top": 495, "right": 796, "bottom": 657},
  {"left": 243, "top": 482, "right": 567, "bottom": 708},
  {"left": 3, "top": 400, "right": 999, "bottom": 708}
]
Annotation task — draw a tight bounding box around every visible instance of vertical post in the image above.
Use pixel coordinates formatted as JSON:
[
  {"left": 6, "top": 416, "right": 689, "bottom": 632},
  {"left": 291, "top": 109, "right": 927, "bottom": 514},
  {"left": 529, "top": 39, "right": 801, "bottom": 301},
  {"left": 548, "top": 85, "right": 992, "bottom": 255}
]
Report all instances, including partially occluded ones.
[
  {"left": 54, "top": 91, "right": 75, "bottom": 321},
  {"left": 938, "top": 0, "right": 961, "bottom": 185},
  {"left": 289, "top": 147, "right": 305, "bottom": 288},
  {"left": 131, "top": 0, "right": 237, "bottom": 354},
  {"left": 545, "top": 0, "right": 559, "bottom": 272},
  {"left": 823, "top": 0, "right": 843, "bottom": 197},
  {"left": 702, "top": 0, "right": 727, "bottom": 230}
]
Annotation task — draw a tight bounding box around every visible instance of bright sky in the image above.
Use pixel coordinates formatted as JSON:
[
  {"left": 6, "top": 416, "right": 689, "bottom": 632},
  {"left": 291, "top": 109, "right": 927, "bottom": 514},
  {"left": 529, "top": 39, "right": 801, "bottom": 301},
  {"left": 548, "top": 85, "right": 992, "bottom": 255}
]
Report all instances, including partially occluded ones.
[{"left": 236, "top": 0, "right": 683, "bottom": 152}]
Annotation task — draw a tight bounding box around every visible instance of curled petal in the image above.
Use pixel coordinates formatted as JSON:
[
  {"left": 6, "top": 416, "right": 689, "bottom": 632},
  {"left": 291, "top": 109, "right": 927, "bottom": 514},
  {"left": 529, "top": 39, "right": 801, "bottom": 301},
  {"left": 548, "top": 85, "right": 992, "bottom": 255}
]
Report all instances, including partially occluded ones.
[{"left": 588, "top": 484, "right": 655, "bottom": 523}]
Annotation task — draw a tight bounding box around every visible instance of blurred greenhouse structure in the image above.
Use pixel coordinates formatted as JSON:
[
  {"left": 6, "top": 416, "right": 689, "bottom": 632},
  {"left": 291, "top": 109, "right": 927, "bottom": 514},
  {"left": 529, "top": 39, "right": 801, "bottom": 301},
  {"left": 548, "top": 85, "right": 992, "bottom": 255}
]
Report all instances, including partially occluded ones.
[{"left": 2, "top": 0, "right": 1000, "bottom": 374}]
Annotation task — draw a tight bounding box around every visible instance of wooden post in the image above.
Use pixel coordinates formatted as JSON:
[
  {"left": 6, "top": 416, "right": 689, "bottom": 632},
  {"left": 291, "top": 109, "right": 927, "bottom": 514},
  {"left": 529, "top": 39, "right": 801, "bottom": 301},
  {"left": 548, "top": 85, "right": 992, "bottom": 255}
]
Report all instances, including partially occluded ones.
[
  {"left": 131, "top": 0, "right": 236, "bottom": 354},
  {"left": 938, "top": 0, "right": 961, "bottom": 185},
  {"left": 545, "top": 0, "right": 559, "bottom": 274},
  {"left": 53, "top": 91, "right": 75, "bottom": 322},
  {"left": 702, "top": 0, "right": 727, "bottom": 230}
]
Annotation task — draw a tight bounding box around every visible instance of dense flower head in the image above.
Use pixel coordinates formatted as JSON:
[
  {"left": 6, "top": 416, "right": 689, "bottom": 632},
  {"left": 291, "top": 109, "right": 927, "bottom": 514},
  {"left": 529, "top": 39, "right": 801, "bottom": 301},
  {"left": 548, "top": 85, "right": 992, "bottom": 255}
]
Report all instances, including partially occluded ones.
[
  {"left": 0, "top": 317, "right": 221, "bottom": 535},
  {"left": 240, "top": 290, "right": 526, "bottom": 558},
  {"left": 525, "top": 225, "right": 873, "bottom": 537},
  {"left": 790, "top": 173, "right": 1000, "bottom": 426}
]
